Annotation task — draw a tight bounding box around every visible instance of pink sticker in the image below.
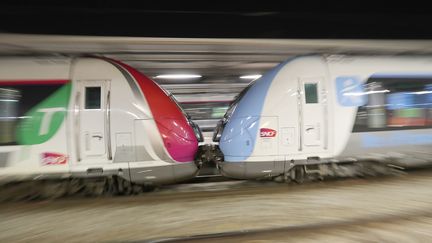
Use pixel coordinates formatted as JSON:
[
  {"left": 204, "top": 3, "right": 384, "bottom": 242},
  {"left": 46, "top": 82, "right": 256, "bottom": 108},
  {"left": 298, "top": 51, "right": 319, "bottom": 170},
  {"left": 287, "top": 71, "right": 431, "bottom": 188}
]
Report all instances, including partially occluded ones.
[{"left": 41, "top": 152, "right": 67, "bottom": 165}]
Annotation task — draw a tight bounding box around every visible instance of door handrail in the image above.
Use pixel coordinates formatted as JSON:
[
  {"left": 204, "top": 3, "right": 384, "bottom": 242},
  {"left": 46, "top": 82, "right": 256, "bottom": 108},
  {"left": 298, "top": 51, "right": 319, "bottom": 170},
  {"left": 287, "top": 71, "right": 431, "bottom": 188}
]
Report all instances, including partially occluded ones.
[
  {"left": 74, "top": 91, "right": 81, "bottom": 162},
  {"left": 297, "top": 79, "right": 303, "bottom": 151},
  {"left": 106, "top": 90, "right": 112, "bottom": 160}
]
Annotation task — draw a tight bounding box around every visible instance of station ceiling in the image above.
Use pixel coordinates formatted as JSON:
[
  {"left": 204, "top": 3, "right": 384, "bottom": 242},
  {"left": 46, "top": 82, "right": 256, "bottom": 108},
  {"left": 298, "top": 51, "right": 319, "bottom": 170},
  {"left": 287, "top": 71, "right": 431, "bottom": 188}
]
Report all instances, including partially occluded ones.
[
  {"left": 1, "top": 5, "right": 432, "bottom": 94},
  {"left": 2, "top": 34, "right": 432, "bottom": 102},
  {"left": 1, "top": 4, "right": 431, "bottom": 129}
]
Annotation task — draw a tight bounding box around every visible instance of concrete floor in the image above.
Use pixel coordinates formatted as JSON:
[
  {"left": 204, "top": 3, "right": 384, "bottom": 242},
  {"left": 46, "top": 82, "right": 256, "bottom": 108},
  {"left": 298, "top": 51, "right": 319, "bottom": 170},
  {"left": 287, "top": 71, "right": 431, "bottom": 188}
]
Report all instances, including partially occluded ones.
[{"left": 1, "top": 172, "right": 432, "bottom": 242}]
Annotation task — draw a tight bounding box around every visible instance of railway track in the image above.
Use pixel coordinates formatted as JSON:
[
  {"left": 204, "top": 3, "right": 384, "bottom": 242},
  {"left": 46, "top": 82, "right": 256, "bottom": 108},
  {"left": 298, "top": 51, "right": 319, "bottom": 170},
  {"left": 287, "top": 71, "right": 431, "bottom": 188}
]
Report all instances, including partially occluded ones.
[{"left": 2, "top": 169, "right": 432, "bottom": 242}]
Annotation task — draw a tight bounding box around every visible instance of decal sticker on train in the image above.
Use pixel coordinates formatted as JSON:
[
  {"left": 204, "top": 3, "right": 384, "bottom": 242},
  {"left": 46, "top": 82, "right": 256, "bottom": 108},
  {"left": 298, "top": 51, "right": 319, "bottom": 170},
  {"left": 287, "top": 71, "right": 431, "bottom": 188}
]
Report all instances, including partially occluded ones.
[
  {"left": 260, "top": 128, "right": 277, "bottom": 137},
  {"left": 335, "top": 76, "right": 367, "bottom": 107},
  {"left": 17, "top": 82, "right": 72, "bottom": 145},
  {"left": 41, "top": 152, "right": 68, "bottom": 165}
]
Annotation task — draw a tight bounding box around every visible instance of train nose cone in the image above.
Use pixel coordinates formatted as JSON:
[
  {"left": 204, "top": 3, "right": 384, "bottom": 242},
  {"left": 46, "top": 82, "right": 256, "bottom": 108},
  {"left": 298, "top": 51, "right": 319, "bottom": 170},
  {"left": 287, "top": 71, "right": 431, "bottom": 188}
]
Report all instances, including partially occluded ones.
[
  {"left": 108, "top": 59, "right": 199, "bottom": 163},
  {"left": 159, "top": 118, "right": 198, "bottom": 162},
  {"left": 219, "top": 117, "right": 259, "bottom": 161}
]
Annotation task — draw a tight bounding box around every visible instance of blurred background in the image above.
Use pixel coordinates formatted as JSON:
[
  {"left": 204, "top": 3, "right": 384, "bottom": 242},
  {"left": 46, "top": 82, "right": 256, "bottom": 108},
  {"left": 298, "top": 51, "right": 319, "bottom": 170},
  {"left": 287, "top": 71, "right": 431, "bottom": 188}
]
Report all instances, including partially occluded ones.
[{"left": 2, "top": 3, "right": 432, "bottom": 242}]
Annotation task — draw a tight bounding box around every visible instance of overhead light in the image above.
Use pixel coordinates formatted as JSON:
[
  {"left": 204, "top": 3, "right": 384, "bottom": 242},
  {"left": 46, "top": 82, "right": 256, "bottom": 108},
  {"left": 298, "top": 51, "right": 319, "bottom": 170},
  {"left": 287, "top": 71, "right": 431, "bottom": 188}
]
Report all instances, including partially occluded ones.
[
  {"left": 155, "top": 74, "right": 202, "bottom": 79},
  {"left": 240, "top": 74, "right": 262, "bottom": 80}
]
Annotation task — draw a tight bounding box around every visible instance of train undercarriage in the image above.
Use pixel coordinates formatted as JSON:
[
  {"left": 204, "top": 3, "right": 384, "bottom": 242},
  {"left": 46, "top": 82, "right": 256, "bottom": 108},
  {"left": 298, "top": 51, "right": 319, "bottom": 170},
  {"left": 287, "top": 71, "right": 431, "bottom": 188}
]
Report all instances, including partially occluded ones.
[{"left": 0, "top": 144, "right": 409, "bottom": 202}]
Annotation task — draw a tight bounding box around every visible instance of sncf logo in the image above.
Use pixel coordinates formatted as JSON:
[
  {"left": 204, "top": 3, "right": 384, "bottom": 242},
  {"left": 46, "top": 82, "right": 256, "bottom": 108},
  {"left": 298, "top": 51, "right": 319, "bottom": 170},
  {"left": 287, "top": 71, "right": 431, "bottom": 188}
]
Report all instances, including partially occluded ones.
[
  {"left": 260, "top": 128, "right": 277, "bottom": 138},
  {"left": 41, "top": 152, "right": 68, "bottom": 165}
]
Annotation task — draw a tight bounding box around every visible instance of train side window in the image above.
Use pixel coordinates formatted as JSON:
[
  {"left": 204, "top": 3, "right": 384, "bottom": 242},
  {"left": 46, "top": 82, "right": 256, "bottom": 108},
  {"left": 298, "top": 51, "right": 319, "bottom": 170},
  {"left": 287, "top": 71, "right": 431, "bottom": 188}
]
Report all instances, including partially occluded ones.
[
  {"left": 385, "top": 81, "right": 432, "bottom": 128},
  {"left": 0, "top": 88, "right": 20, "bottom": 145},
  {"left": 304, "top": 83, "right": 318, "bottom": 104},
  {"left": 0, "top": 83, "right": 64, "bottom": 146},
  {"left": 353, "top": 77, "right": 432, "bottom": 132},
  {"left": 85, "top": 87, "right": 101, "bottom": 109}
]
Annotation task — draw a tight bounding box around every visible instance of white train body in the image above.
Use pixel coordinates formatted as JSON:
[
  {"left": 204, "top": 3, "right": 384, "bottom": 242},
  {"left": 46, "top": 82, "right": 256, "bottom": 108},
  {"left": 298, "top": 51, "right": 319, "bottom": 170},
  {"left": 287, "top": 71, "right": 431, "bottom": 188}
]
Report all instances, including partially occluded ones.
[
  {"left": 216, "top": 55, "right": 432, "bottom": 179},
  {"left": 0, "top": 57, "right": 201, "bottom": 185}
]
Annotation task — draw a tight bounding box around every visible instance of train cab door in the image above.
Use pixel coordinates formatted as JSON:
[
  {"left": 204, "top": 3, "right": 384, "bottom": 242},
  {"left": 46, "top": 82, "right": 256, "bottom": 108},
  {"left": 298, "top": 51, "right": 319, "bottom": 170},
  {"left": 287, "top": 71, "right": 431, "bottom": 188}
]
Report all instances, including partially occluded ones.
[
  {"left": 298, "top": 77, "right": 328, "bottom": 152},
  {"left": 76, "top": 80, "right": 111, "bottom": 164}
]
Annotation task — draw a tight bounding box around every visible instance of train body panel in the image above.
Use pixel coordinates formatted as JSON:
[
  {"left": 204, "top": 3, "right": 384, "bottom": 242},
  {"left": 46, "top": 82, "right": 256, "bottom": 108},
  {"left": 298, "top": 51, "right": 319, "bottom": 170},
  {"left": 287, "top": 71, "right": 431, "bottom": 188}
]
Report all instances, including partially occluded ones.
[
  {"left": 328, "top": 56, "right": 432, "bottom": 166},
  {"left": 0, "top": 58, "right": 71, "bottom": 177},
  {"left": 0, "top": 57, "right": 200, "bottom": 185},
  {"left": 217, "top": 55, "right": 432, "bottom": 179}
]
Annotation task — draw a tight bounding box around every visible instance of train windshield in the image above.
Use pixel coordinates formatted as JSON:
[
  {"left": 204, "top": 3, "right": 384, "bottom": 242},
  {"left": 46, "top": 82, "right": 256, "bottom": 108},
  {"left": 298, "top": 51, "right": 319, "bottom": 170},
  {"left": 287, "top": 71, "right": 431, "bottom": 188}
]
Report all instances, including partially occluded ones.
[
  {"left": 167, "top": 92, "right": 204, "bottom": 142},
  {"left": 213, "top": 80, "right": 257, "bottom": 142},
  {"left": 167, "top": 92, "right": 190, "bottom": 119},
  {"left": 224, "top": 79, "right": 257, "bottom": 120}
]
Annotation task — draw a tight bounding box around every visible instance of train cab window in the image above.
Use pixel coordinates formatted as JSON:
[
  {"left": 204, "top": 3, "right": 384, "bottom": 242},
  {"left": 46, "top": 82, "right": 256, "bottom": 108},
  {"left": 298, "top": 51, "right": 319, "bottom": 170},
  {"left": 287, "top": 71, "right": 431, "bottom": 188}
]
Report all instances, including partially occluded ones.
[
  {"left": 353, "top": 76, "right": 432, "bottom": 132},
  {"left": 85, "top": 87, "right": 101, "bottom": 109},
  {"left": 304, "top": 83, "right": 318, "bottom": 104}
]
